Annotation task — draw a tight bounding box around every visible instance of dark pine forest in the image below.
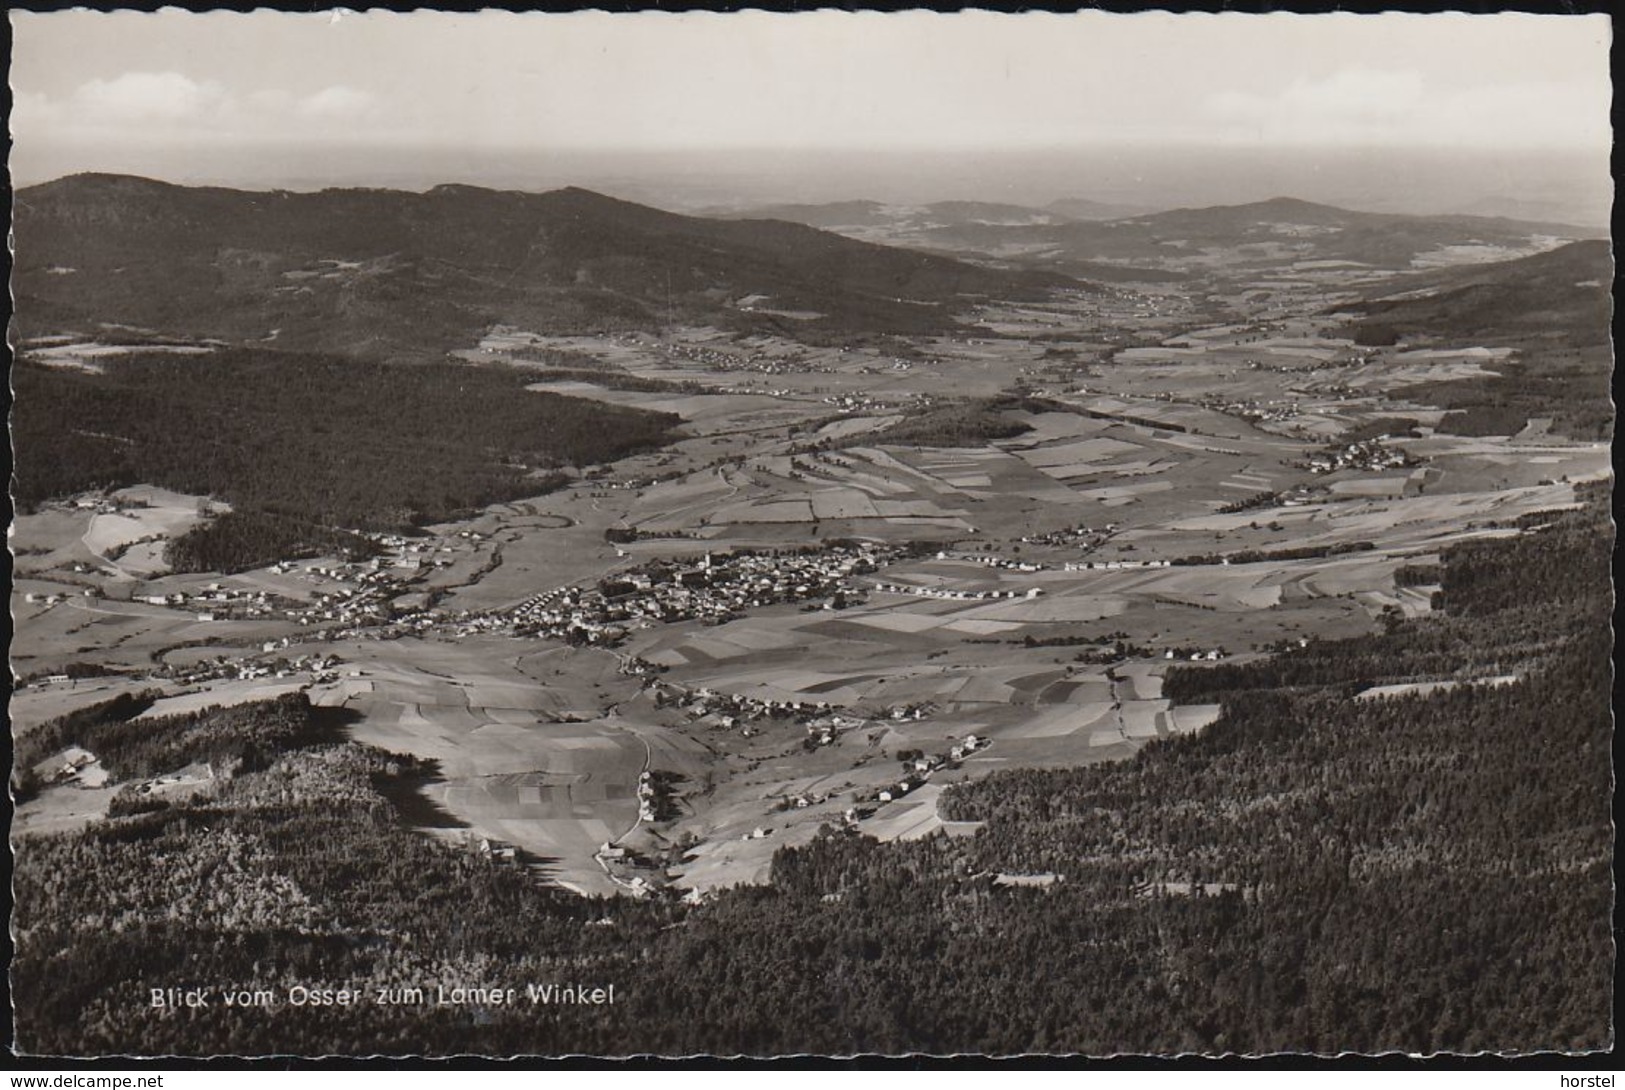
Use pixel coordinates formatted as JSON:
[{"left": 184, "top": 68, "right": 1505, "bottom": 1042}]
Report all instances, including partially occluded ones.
[{"left": 10, "top": 348, "right": 682, "bottom": 572}]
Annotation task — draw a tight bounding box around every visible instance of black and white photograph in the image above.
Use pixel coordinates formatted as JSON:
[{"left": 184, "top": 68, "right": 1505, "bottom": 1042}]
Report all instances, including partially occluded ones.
[{"left": 6, "top": 8, "right": 1615, "bottom": 1061}]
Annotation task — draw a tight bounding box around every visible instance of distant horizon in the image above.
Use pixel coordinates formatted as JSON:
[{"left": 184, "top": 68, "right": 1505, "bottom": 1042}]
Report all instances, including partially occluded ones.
[
  {"left": 10, "top": 10, "right": 1612, "bottom": 227},
  {"left": 13, "top": 142, "right": 1614, "bottom": 230}
]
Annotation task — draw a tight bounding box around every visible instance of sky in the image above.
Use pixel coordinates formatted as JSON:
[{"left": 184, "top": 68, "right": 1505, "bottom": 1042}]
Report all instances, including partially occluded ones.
[{"left": 8, "top": 10, "right": 1614, "bottom": 219}]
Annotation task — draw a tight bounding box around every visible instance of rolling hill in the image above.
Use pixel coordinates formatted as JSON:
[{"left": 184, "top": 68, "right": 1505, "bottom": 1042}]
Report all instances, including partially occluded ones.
[
  {"left": 1331, "top": 238, "right": 1614, "bottom": 348},
  {"left": 1113, "top": 196, "right": 1599, "bottom": 264},
  {"left": 12, "top": 174, "right": 1077, "bottom": 358},
  {"left": 965, "top": 197, "right": 1604, "bottom": 272},
  {"left": 1331, "top": 240, "right": 1614, "bottom": 439},
  {"left": 1046, "top": 195, "right": 1159, "bottom": 221},
  {"left": 711, "top": 193, "right": 1599, "bottom": 278}
]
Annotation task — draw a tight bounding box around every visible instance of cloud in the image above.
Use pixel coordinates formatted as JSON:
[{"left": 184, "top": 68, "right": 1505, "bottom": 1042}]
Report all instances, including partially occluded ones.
[
  {"left": 12, "top": 71, "right": 385, "bottom": 142},
  {"left": 71, "top": 71, "right": 230, "bottom": 122},
  {"left": 1199, "top": 67, "right": 1607, "bottom": 149}
]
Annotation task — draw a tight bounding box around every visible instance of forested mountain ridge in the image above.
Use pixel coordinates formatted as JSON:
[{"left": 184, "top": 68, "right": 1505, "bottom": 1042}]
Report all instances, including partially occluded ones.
[
  {"left": 1125, "top": 195, "right": 1592, "bottom": 238},
  {"left": 11, "top": 488, "right": 1612, "bottom": 1056},
  {"left": 12, "top": 174, "right": 1076, "bottom": 356}
]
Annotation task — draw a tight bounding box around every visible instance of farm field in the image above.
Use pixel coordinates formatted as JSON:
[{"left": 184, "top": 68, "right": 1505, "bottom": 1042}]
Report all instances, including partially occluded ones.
[
  {"left": 13, "top": 198, "right": 1610, "bottom": 910},
  {"left": 8, "top": 674, "right": 170, "bottom": 734},
  {"left": 306, "top": 636, "right": 710, "bottom": 896},
  {"left": 11, "top": 779, "right": 122, "bottom": 839},
  {"left": 18, "top": 380, "right": 1597, "bottom": 900},
  {"left": 12, "top": 486, "right": 222, "bottom": 582}
]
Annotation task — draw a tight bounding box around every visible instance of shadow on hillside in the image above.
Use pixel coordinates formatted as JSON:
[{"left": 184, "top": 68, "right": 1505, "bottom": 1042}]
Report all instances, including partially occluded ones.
[{"left": 370, "top": 758, "right": 470, "bottom": 831}]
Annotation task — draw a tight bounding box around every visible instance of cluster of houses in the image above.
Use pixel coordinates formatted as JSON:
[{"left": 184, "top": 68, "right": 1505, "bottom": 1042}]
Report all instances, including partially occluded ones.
[
  {"left": 366, "top": 528, "right": 484, "bottom": 567},
  {"left": 578, "top": 474, "right": 674, "bottom": 492},
  {"left": 651, "top": 678, "right": 841, "bottom": 731},
  {"left": 936, "top": 550, "right": 1047, "bottom": 572},
  {"left": 1164, "top": 647, "right": 1228, "bottom": 662},
  {"left": 715, "top": 355, "right": 835, "bottom": 379},
  {"left": 113, "top": 533, "right": 477, "bottom": 635},
  {"left": 272, "top": 544, "right": 469, "bottom": 627},
  {"left": 855, "top": 735, "right": 990, "bottom": 812},
  {"left": 1302, "top": 438, "right": 1416, "bottom": 475},
  {"left": 851, "top": 357, "right": 916, "bottom": 375},
  {"left": 24, "top": 644, "right": 350, "bottom": 696},
  {"left": 155, "top": 649, "right": 345, "bottom": 687},
  {"left": 494, "top": 544, "right": 894, "bottom": 647},
  {"left": 603, "top": 331, "right": 861, "bottom": 380},
  {"left": 1245, "top": 351, "right": 1375, "bottom": 375},
  {"left": 138, "top": 583, "right": 291, "bottom": 623},
  {"left": 714, "top": 383, "right": 798, "bottom": 398},
  {"left": 656, "top": 336, "right": 751, "bottom": 369},
  {"left": 776, "top": 789, "right": 834, "bottom": 812},
  {"left": 70, "top": 495, "right": 138, "bottom": 517},
  {"left": 284, "top": 652, "right": 345, "bottom": 680},
  {"left": 1227, "top": 318, "right": 1291, "bottom": 340},
  {"left": 284, "top": 580, "right": 394, "bottom": 628},
  {"left": 869, "top": 580, "right": 1043, "bottom": 602},
  {"left": 1061, "top": 558, "right": 1175, "bottom": 572},
  {"left": 880, "top": 702, "right": 936, "bottom": 722},
  {"left": 163, "top": 659, "right": 269, "bottom": 686},
  {"left": 820, "top": 392, "right": 907, "bottom": 414},
  {"left": 644, "top": 678, "right": 937, "bottom": 739},
  {"left": 1018, "top": 523, "right": 1117, "bottom": 548},
  {"left": 656, "top": 335, "right": 834, "bottom": 377},
  {"left": 617, "top": 655, "right": 666, "bottom": 679},
  {"left": 635, "top": 770, "right": 663, "bottom": 823},
  {"left": 1210, "top": 396, "right": 1304, "bottom": 428},
  {"left": 28, "top": 670, "right": 85, "bottom": 687}
]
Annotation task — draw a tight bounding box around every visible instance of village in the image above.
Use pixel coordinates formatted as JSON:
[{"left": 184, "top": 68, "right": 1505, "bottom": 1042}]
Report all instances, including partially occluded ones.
[
  {"left": 144, "top": 649, "right": 351, "bottom": 690},
  {"left": 617, "top": 331, "right": 840, "bottom": 377},
  {"left": 476, "top": 542, "right": 899, "bottom": 647}
]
